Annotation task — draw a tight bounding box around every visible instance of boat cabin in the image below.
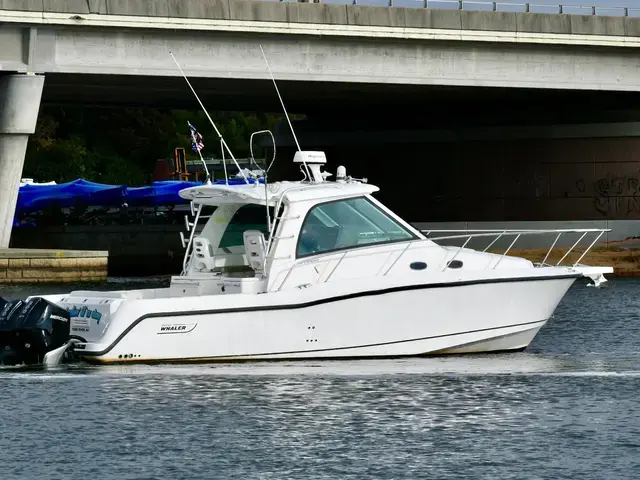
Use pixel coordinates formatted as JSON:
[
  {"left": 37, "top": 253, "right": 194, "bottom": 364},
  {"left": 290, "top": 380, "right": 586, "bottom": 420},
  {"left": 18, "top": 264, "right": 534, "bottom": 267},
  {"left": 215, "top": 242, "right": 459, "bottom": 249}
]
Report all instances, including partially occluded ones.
[
  {"left": 168, "top": 151, "right": 436, "bottom": 297},
  {"left": 168, "top": 151, "right": 535, "bottom": 298}
]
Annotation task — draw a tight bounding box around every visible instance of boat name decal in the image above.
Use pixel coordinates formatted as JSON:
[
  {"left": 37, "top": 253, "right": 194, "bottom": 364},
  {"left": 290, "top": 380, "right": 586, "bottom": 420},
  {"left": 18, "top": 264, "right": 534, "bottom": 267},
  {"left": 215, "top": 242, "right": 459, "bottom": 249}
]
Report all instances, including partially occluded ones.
[
  {"left": 158, "top": 323, "right": 197, "bottom": 334},
  {"left": 66, "top": 305, "right": 103, "bottom": 324}
]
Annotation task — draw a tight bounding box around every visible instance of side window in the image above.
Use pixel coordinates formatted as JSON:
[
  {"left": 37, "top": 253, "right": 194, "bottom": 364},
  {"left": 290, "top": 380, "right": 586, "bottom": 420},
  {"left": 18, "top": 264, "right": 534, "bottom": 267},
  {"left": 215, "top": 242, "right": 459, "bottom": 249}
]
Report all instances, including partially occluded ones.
[
  {"left": 219, "top": 205, "right": 272, "bottom": 249},
  {"left": 296, "top": 197, "right": 415, "bottom": 257}
]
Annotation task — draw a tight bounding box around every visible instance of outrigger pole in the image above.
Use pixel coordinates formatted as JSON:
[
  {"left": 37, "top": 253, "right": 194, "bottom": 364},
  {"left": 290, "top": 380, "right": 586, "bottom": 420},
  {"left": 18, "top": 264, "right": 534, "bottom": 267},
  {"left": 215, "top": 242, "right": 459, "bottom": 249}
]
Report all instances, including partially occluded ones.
[
  {"left": 169, "top": 51, "right": 249, "bottom": 184},
  {"left": 258, "top": 45, "right": 311, "bottom": 181}
]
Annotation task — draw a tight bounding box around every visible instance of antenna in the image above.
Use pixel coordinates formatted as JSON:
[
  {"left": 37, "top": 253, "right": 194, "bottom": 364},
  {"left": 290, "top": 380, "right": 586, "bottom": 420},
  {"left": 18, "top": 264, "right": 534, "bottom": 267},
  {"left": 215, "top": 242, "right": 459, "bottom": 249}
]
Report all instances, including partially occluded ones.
[
  {"left": 258, "top": 45, "right": 311, "bottom": 181},
  {"left": 169, "top": 51, "right": 249, "bottom": 184}
]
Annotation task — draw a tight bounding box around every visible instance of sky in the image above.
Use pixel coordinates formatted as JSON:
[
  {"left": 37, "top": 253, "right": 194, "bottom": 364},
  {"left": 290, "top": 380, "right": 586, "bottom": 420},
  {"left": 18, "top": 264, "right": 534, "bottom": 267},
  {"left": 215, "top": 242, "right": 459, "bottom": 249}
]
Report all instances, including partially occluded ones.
[
  {"left": 490, "top": 0, "right": 640, "bottom": 13},
  {"left": 499, "top": 0, "right": 640, "bottom": 9},
  {"left": 433, "top": 0, "right": 640, "bottom": 5},
  {"left": 489, "top": 0, "right": 640, "bottom": 15},
  {"left": 522, "top": 0, "right": 640, "bottom": 4},
  {"left": 516, "top": 0, "right": 640, "bottom": 4},
  {"left": 368, "top": 0, "right": 640, "bottom": 14}
]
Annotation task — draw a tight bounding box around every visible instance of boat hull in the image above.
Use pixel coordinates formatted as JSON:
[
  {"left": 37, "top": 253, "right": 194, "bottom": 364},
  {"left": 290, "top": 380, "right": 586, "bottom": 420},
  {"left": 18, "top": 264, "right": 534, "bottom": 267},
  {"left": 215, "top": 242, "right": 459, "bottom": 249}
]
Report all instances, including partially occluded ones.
[{"left": 77, "top": 275, "right": 576, "bottom": 364}]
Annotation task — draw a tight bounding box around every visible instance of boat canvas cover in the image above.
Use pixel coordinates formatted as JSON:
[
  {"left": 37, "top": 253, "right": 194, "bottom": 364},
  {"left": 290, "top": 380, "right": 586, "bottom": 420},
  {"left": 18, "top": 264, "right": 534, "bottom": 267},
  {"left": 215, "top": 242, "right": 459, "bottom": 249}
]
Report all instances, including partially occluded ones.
[
  {"left": 16, "top": 179, "right": 204, "bottom": 213},
  {"left": 17, "top": 179, "right": 127, "bottom": 212}
]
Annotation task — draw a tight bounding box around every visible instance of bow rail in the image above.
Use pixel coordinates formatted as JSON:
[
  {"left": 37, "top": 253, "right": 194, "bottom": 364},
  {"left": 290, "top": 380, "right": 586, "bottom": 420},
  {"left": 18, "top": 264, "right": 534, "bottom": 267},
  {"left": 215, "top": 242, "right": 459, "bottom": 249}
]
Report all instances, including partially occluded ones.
[{"left": 422, "top": 228, "right": 610, "bottom": 270}]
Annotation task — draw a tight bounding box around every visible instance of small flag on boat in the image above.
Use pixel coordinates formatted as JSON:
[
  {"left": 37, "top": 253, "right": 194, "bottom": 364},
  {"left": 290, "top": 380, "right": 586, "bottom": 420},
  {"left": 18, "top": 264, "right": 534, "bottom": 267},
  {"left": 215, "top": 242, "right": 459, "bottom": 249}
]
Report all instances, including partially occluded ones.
[{"left": 188, "top": 121, "right": 204, "bottom": 153}]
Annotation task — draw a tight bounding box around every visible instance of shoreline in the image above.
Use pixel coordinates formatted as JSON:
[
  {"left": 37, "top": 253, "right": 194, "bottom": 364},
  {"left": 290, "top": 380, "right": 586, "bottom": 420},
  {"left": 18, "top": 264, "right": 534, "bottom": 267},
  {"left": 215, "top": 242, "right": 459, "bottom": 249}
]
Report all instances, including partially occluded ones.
[{"left": 502, "top": 240, "right": 640, "bottom": 277}]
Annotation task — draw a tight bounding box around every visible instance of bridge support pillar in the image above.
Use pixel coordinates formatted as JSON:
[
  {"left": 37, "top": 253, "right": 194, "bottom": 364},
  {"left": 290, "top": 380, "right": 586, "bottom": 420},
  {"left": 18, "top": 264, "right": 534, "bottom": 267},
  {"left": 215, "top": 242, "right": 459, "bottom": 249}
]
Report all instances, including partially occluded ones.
[{"left": 0, "top": 74, "right": 45, "bottom": 248}]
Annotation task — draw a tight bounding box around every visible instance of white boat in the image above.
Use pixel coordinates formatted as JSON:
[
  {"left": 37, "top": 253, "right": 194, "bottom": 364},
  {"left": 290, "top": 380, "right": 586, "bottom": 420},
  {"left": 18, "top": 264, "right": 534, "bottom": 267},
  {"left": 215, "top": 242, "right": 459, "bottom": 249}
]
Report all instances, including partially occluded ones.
[
  {"left": 0, "top": 50, "right": 613, "bottom": 366},
  {"left": 0, "top": 147, "right": 613, "bottom": 366},
  {"left": 19, "top": 179, "right": 57, "bottom": 187}
]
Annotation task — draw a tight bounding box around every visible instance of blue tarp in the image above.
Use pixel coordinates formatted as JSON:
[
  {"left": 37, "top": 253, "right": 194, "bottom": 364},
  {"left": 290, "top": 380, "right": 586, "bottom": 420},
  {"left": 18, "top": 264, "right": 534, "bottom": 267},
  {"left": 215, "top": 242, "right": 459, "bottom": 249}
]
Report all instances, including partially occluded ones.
[
  {"left": 16, "top": 177, "right": 265, "bottom": 214},
  {"left": 213, "top": 178, "right": 265, "bottom": 185},
  {"left": 126, "top": 181, "right": 203, "bottom": 207},
  {"left": 17, "top": 179, "right": 128, "bottom": 213}
]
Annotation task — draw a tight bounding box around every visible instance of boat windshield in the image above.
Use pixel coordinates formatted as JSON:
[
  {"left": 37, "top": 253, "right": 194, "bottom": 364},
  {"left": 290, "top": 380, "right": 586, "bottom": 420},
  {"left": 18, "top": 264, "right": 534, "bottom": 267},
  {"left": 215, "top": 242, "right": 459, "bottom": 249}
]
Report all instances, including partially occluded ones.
[{"left": 297, "top": 196, "right": 415, "bottom": 257}]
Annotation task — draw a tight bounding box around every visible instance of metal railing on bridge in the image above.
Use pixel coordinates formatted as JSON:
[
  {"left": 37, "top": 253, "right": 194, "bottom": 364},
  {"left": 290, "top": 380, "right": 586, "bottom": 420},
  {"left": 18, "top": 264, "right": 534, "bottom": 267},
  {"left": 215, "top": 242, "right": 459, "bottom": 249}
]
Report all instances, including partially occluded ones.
[{"left": 269, "top": 0, "right": 640, "bottom": 18}]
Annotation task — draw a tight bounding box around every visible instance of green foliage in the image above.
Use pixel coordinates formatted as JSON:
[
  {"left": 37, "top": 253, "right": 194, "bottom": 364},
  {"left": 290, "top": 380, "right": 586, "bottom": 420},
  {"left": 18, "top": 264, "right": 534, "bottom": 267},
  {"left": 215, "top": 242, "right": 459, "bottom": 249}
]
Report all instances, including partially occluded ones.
[
  {"left": 170, "top": 110, "right": 281, "bottom": 160},
  {"left": 23, "top": 107, "right": 282, "bottom": 186},
  {"left": 25, "top": 133, "right": 94, "bottom": 183},
  {"left": 87, "top": 148, "right": 147, "bottom": 186}
]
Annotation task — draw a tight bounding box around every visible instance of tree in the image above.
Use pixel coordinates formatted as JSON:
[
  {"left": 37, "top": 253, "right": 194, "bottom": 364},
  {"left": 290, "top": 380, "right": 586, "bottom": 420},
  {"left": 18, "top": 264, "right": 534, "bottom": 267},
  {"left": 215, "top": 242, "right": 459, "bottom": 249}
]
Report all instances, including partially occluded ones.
[{"left": 23, "top": 107, "right": 282, "bottom": 186}]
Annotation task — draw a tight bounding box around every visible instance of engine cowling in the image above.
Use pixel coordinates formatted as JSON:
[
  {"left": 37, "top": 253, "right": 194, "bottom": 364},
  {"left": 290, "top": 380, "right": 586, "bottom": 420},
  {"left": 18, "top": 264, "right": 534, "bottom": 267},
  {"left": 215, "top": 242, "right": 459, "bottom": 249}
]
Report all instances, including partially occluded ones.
[{"left": 0, "top": 296, "right": 72, "bottom": 366}]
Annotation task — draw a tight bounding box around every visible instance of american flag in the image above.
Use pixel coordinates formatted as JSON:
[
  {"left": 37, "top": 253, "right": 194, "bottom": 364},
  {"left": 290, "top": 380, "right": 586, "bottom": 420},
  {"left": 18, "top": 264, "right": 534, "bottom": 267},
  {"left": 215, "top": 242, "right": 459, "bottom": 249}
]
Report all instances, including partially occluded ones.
[{"left": 188, "top": 121, "right": 204, "bottom": 153}]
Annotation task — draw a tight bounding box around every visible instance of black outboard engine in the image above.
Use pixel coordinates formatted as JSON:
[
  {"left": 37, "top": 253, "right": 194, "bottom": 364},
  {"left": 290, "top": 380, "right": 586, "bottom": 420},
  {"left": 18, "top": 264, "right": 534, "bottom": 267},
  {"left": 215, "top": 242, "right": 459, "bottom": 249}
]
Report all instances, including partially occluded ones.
[
  {"left": 0, "top": 297, "right": 71, "bottom": 366},
  {"left": 0, "top": 298, "right": 24, "bottom": 365}
]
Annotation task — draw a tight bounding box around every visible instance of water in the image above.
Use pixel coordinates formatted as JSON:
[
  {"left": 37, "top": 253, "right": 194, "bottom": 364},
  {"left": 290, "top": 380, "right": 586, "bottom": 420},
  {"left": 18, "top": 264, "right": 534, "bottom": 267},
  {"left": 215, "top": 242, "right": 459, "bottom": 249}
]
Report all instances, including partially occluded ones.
[{"left": 1, "top": 277, "right": 640, "bottom": 479}]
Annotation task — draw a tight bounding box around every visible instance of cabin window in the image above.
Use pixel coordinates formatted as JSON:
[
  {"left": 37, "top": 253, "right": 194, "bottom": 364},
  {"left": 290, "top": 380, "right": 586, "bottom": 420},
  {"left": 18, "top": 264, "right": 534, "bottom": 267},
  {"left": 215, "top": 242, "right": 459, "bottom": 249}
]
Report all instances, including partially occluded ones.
[
  {"left": 219, "top": 204, "right": 273, "bottom": 249},
  {"left": 296, "top": 197, "right": 416, "bottom": 258},
  {"left": 447, "top": 260, "right": 463, "bottom": 269}
]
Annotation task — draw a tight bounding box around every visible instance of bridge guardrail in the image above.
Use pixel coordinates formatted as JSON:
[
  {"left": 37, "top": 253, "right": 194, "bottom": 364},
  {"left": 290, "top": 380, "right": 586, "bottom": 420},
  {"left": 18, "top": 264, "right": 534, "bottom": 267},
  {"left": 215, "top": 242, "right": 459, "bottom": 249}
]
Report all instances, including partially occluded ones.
[{"left": 270, "top": 0, "right": 640, "bottom": 17}]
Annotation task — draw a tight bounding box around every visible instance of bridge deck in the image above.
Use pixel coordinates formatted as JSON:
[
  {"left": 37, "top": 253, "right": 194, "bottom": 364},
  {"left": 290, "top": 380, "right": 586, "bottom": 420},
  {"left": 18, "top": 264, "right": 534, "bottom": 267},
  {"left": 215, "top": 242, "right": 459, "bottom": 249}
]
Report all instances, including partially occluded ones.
[{"left": 2, "top": 0, "right": 640, "bottom": 37}]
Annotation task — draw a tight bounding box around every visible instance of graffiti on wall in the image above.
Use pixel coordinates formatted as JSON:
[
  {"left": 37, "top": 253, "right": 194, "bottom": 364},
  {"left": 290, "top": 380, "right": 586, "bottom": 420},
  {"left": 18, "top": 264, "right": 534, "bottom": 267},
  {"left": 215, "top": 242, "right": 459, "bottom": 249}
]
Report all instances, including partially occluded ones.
[{"left": 588, "top": 174, "right": 640, "bottom": 217}]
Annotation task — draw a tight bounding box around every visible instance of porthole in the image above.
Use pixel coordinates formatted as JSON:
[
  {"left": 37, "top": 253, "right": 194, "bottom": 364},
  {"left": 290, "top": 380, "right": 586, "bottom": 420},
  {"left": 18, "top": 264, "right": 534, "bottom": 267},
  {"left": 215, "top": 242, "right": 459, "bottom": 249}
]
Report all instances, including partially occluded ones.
[
  {"left": 409, "top": 262, "right": 427, "bottom": 270},
  {"left": 447, "top": 260, "right": 463, "bottom": 269}
]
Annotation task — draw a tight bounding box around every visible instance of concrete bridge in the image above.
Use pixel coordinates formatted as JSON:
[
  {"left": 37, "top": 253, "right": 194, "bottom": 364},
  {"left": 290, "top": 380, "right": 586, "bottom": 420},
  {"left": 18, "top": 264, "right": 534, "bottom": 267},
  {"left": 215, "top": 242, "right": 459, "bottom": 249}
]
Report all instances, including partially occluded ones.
[
  {"left": 3, "top": 0, "right": 640, "bottom": 246},
  {"left": 3, "top": 0, "right": 640, "bottom": 109}
]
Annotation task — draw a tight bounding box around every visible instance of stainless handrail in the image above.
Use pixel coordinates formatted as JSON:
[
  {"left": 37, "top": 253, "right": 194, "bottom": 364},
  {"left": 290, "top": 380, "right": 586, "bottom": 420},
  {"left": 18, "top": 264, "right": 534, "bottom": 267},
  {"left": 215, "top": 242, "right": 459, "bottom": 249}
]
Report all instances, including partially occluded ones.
[
  {"left": 422, "top": 228, "right": 610, "bottom": 268},
  {"left": 275, "top": 227, "right": 609, "bottom": 290},
  {"left": 181, "top": 203, "right": 204, "bottom": 275}
]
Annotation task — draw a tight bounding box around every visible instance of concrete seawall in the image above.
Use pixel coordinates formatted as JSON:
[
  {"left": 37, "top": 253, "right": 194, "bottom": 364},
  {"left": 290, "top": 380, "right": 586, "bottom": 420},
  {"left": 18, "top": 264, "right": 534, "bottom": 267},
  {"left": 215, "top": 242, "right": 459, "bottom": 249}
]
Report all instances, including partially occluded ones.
[
  {"left": 0, "top": 249, "right": 108, "bottom": 283},
  {"left": 10, "top": 225, "right": 184, "bottom": 277}
]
